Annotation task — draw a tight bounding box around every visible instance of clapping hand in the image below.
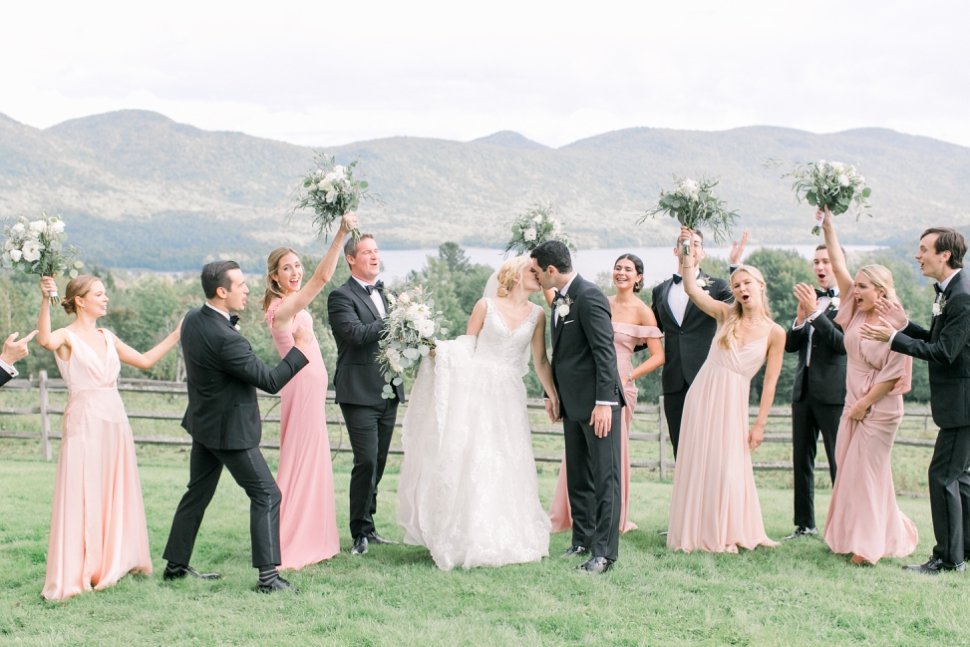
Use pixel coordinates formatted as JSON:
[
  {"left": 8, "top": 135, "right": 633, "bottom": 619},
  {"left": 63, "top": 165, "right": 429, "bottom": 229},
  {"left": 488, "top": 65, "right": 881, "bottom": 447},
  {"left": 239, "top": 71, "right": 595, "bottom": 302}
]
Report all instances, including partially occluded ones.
[
  {"left": 860, "top": 298, "right": 906, "bottom": 343},
  {"left": 792, "top": 283, "right": 819, "bottom": 322}
]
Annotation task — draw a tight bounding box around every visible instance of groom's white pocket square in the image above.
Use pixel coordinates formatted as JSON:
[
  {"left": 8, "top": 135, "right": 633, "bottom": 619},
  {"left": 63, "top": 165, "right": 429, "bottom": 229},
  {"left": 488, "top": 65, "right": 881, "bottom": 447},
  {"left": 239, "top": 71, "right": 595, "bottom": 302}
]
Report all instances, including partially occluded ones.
[{"left": 562, "top": 319, "right": 575, "bottom": 325}]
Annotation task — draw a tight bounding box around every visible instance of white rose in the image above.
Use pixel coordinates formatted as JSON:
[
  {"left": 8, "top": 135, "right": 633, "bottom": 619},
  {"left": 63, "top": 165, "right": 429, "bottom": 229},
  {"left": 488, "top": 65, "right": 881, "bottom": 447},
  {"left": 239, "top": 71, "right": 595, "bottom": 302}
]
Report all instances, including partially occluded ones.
[
  {"left": 21, "top": 240, "right": 42, "bottom": 262},
  {"left": 28, "top": 220, "right": 46, "bottom": 233},
  {"left": 10, "top": 222, "right": 25, "bottom": 236},
  {"left": 8, "top": 249, "right": 22, "bottom": 262},
  {"left": 48, "top": 219, "right": 66, "bottom": 234},
  {"left": 332, "top": 165, "right": 346, "bottom": 178},
  {"left": 385, "top": 348, "right": 403, "bottom": 373},
  {"left": 416, "top": 319, "right": 436, "bottom": 338},
  {"left": 533, "top": 214, "right": 543, "bottom": 224},
  {"left": 523, "top": 227, "right": 537, "bottom": 242},
  {"left": 397, "top": 292, "right": 411, "bottom": 305},
  {"left": 837, "top": 174, "right": 850, "bottom": 187},
  {"left": 556, "top": 303, "right": 570, "bottom": 318},
  {"left": 325, "top": 189, "right": 338, "bottom": 204}
]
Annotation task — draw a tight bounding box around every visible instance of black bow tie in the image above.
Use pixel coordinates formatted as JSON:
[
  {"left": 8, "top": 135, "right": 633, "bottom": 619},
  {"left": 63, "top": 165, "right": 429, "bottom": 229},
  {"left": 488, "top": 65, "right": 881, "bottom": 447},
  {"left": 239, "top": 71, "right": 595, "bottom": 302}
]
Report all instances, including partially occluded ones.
[
  {"left": 552, "top": 290, "right": 567, "bottom": 303},
  {"left": 815, "top": 288, "right": 836, "bottom": 298},
  {"left": 365, "top": 280, "right": 384, "bottom": 295},
  {"left": 934, "top": 283, "right": 944, "bottom": 295},
  {"left": 672, "top": 274, "right": 683, "bottom": 284},
  {"left": 229, "top": 314, "right": 240, "bottom": 327}
]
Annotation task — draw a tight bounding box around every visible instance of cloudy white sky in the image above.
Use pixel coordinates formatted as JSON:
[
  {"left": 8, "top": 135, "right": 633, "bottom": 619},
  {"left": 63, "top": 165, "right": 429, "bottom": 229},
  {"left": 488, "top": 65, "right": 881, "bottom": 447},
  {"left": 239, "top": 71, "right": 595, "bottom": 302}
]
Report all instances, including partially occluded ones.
[{"left": 3, "top": 1, "right": 968, "bottom": 148}]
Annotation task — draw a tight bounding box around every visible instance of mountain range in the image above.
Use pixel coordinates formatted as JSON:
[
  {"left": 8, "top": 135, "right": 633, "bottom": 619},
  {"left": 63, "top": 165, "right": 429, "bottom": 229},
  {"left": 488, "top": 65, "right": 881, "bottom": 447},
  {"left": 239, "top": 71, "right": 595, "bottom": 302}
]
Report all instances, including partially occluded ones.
[{"left": 1, "top": 109, "right": 969, "bottom": 270}]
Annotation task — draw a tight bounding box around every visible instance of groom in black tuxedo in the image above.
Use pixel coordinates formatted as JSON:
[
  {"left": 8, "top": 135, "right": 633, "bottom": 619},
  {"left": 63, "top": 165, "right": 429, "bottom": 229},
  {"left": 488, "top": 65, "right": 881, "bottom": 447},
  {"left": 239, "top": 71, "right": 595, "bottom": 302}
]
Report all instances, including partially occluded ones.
[
  {"left": 531, "top": 240, "right": 624, "bottom": 574},
  {"left": 163, "top": 261, "right": 310, "bottom": 592},
  {"left": 328, "top": 233, "right": 404, "bottom": 556},
  {"left": 651, "top": 229, "right": 734, "bottom": 457},
  {"left": 784, "top": 245, "right": 846, "bottom": 540},
  {"left": 863, "top": 227, "right": 970, "bottom": 575}
]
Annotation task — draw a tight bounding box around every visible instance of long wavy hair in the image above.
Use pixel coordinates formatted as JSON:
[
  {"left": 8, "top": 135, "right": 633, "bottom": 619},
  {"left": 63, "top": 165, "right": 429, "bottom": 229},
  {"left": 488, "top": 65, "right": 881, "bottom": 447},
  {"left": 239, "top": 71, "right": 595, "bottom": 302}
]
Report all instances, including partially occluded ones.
[
  {"left": 262, "top": 246, "right": 299, "bottom": 312},
  {"left": 715, "top": 265, "right": 772, "bottom": 350}
]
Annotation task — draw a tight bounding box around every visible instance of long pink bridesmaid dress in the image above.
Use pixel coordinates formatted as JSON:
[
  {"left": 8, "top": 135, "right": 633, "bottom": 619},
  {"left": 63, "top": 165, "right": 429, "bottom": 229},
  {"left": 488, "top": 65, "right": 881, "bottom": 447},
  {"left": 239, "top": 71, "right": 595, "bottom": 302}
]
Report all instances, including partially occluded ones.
[
  {"left": 266, "top": 300, "right": 340, "bottom": 570},
  {"left": 666, "top": 330, "right": 778, "bottom": 553},
  {"left": 43, "top": 329, "right": 152, "bottom": 601},
  {"left": 549, "top": 322, "right": 662, "bottom": 534},
  {"left": 823, "top": 288, "right": 918, "bottom": 563}
]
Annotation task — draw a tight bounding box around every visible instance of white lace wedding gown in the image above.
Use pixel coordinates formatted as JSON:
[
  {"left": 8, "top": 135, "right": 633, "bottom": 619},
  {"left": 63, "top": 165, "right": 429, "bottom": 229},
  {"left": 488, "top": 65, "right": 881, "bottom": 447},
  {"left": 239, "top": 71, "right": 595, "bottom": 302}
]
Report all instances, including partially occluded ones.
[{"left": 397, "top": 298, "right": 551, "bottom": 570}]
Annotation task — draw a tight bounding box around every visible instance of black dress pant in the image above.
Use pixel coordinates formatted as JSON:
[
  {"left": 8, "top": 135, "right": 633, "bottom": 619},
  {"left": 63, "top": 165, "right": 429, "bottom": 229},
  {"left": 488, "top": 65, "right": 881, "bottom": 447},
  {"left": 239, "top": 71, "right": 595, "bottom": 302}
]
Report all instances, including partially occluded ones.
[
  {"left": 164, "top": 440, "right": 282, "bottom": 568},
  {"left": 340, "top": 400, "right": 399, "bottom": 538},
  {"left": 928, "top": 426, "right": 970, "bottom": 565},
  {"left": 791, "top": 397, "right": 842, "bottom": 529},
  {"left": 663, "top": 386, "right": 689, "bottom": 458}
]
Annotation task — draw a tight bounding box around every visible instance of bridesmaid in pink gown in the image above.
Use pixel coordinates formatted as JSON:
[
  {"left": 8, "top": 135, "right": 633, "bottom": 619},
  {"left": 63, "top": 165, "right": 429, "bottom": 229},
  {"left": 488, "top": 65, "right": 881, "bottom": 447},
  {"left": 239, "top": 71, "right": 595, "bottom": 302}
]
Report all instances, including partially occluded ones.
[
  {"left": 667, "top": 228, "right": 785, "bottom": 553},
  {"left": 37, "top": 276, "right": 181, "bottom": 601},
  {"left": 262, "top": 213, "right": 356, "bottom": 570},
  {"left": 818, "top": 209, "right": 918, "bottom": 565},
  {"left": 550, "top": 253, "right": 664, "bottom": 533}
]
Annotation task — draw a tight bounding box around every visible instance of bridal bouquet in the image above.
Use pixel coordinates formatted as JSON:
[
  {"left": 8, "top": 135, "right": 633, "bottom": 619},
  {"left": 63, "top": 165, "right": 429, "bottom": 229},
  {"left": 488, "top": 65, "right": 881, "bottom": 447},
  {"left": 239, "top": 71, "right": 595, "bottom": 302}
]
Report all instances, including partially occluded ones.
[
  {"left": 640, "top": 177, "right": 738, "bottom": 255},
  {"left": 294, "top": 153, "right": 367, "bottom": 239},
  {"left": 787, "top": 160, "right": 872, "bottom": 234},
  {"left": 505, "top": 203, "right": 575, "bottom": 255},
  {"left": 378, "top": 285, "right": 447, "bottom": 399},
  {"left": 2, "top": 215, "right": 84, "bottom": 305}
]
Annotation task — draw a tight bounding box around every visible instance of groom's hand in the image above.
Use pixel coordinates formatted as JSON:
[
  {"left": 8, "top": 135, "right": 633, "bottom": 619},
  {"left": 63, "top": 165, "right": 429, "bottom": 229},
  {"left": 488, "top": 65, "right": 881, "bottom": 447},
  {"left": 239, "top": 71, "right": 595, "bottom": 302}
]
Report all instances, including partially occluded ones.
[{"left": 590, "top": 405, "right": 612, "bottom": 438}]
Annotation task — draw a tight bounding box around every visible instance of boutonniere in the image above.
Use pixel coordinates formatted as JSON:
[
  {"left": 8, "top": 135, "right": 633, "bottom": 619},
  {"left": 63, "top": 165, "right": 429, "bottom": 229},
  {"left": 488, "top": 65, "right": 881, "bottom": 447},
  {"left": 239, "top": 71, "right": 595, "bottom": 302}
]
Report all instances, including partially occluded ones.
[
  {"left": 696, "top": 277, "right": 708, "bottom": 289},
  {"left": 932, "top": 296, "right": 946, "bottom": 317},
  {"left": 234, "top": 324, "right": 241, "bottom": 332},
  {"left": 830, "top": 297, "right": 840, "bottom": 309},
  {"left": 555, "top": 296, "right": 573, "bottom": 319}
]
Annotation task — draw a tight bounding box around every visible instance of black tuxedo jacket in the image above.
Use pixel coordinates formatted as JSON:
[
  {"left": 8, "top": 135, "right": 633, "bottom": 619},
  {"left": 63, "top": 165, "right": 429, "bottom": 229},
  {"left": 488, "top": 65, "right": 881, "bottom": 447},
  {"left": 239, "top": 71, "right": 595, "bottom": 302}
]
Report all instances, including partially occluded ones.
[
  {"left": 180, "top": 305, "right": 308, "bottom": 450},
  {"left": 651, "top": 270, "right": 732, "bottom": 394},
  {"left": 785, "top": 304, "right": 847, "bottom": 404},
  {"left": 892, "top": 270, "right": 970, "bottom": 429},
  {"left": 551, "top": 275, "right": 625, "bottom": 421},
  {"left": 0, "top": 370, "right": 11, "bottom": 387},
  {"left": 328, "top": 277, "right": 405, "bottom": 406}
]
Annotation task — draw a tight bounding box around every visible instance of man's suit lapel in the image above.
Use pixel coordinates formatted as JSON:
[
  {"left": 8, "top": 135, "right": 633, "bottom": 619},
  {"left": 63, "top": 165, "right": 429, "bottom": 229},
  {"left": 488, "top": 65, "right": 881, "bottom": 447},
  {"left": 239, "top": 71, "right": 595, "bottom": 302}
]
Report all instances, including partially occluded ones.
[
  {"left": 657, "top": 279, "right": 680, "bottom": 331},
  {"left": 348, "top": 279, "right": 381, "bottom": 321},
  {"left": 553, "top": 275, "right": 583, "bottom": 351}
]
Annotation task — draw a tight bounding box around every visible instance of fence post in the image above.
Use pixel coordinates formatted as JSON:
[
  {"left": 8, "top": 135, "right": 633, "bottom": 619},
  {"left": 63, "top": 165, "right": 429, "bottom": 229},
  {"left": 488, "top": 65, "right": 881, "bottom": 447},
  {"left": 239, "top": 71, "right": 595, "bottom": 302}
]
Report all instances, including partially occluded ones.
[
  {"left": 658, "top": 395, "right": 666, "bottom": 480},
  {"left": 39, "top": 370, "right": 52, "bottom": 461}
]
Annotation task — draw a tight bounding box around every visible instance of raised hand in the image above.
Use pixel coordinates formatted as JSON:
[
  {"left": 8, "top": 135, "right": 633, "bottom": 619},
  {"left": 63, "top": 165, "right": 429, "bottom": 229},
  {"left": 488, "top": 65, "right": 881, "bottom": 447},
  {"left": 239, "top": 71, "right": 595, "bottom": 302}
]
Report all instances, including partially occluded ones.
[
  {"left": 40, "top": 276, "right": 58, "bottom": 300},
  {"left": 1, "top": 330, "right": 38, "bottom": 364},
  {"left": 873, "top": 298, "right": 907, "bottom": 330},
  {"left": 792, "top": 283, "right": 819, "bottom": 322},
  {"left": 729, "top": 230, "right": 750, "bottom": 266},
  {"left": 340, "top": 211, "right": 358, "bottom": 234}
]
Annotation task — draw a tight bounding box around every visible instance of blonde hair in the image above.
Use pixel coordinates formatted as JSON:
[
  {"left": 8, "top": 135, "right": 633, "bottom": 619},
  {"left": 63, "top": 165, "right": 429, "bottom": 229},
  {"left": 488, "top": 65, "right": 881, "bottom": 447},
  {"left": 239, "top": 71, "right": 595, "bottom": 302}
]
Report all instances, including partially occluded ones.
[
  {"left": 857, "top": 264, "right": 900, "bottom": 305},
  {"left": 495, "top": 256, "right": 530, "bottom": 297},
  {"left": 262, "top": 247, "right": 299, "bottom": 311},
  {"left": 61, "top": 275, "right": 102, "bottom": 315},
  {"left": 716, "top": 265, "right": 772, "bottom": 349}
]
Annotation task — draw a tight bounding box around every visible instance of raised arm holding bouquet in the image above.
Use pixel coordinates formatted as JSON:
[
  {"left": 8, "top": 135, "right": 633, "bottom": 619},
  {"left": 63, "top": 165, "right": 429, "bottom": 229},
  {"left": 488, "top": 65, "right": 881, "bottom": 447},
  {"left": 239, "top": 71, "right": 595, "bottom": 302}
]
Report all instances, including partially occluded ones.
[
  {"left": 295, "top": 153, "right": 367, "bottom": 240},
  {"left": 787, "top": 160, "right": 872, "bottom": 235},
  {"left": 2, "top": 215, "right": 83, "bottom": 305}
]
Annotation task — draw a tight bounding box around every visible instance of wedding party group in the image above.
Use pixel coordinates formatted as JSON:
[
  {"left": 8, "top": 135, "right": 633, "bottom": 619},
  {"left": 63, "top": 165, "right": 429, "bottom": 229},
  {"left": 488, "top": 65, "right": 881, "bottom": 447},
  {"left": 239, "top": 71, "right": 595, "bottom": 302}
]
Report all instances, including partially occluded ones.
[{"left": 4, "top": 206, "right": 970, "bottom": 602}]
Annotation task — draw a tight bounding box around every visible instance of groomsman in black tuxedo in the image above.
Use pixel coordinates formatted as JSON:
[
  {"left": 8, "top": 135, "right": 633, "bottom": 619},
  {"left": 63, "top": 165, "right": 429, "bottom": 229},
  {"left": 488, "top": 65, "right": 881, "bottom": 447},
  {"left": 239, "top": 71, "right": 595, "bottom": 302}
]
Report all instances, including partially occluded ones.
[
  {"left": 163, "top": 261, "right": 311, "bottom": 592},
  {"left": 652, "top": 230, "right": 745, "bottom": 456},
  {"left": 784, "top": 245, "right": 846, "bottom": 540},
  {"left": 531, "top": 240, "right": 624, "bottom": 574},
  {"left": 328, "top": 234, "right": 404, "bottom": 556},
  {"left": 0, "top": 330, "right": 37, "bottom": 386},
  {"left": 863, "top": 227, "right": 970, "bottom": 575}
]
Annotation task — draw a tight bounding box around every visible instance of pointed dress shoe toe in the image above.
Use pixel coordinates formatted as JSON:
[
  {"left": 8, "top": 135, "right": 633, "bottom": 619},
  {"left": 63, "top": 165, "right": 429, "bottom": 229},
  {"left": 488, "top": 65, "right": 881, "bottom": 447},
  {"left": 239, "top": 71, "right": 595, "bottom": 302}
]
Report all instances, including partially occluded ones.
[
  {"left": 257, "top": 575, "right": 298, "bottom": 593},
  {"left": 903, "top": 557, "right": 967, "bottom": 575},
  {"left": 351, "top": 536, "right": 369, "bottom": 556},
  {"left": 364, "top": 531, "right": 397, "bottom": 545},
  {"left": 578, "top": 556, "right": 614, "bottom": 574},
  {"left": 562, "top": 545, "right": 588, "bottom": 557},
  {"left": 163, "top": 564, "right": 221, "bottom": 581},
  {"left": 782, "top": 527, "right": 818, "bottom": 541}
]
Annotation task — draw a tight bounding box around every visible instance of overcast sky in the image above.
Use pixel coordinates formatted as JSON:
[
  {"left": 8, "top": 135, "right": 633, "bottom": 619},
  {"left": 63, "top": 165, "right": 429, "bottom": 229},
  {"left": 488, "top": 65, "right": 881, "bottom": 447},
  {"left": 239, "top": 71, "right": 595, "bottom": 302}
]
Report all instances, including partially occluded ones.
[{"left": 3, "top": 1, "right": 968, "bottom": 148}]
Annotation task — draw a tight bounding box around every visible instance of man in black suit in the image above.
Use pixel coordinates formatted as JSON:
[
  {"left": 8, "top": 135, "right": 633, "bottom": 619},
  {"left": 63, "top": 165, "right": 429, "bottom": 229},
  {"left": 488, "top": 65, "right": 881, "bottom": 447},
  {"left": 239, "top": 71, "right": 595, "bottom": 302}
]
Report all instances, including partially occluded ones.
[
  {"left": 651, "top": 229, "right": 740, "bottom": 457},
  {"left": 0, "top": 330, "right": 37, "bottom": 386},
  {"left": 163, "top": 261, "right": 311, "bottom": 592},
  {"left": 784, "top": 245, "right": 846, "bottom": 540},
  {"left": 328, "top": 233, "right": 404, "bottom": 556},
  {"left": 531, "top": 240, "right": 624, "bottom": 574},
  {"left": 863, "top": 227, "right": 970, "bottom": 575}
]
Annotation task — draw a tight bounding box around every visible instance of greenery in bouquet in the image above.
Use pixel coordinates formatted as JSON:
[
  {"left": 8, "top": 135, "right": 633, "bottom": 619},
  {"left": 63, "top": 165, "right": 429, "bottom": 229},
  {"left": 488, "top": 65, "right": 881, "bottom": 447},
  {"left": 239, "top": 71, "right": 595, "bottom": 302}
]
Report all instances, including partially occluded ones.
[
  {"left": 640, "top": 177, "right": 738, "bottom": 253},
  {"left": 787, "top": 160, "right": 872, "bottom": 235},
  {"left": 505, "top": 203, "right": 575, "bottom": 255},
  {"left": 2, "top": 214, "right": 84, "bottom": 305},
  {"left": 377, "top": 285, "right": 447, "bottom": 399},
  {"left": 294, "top": 153, "right": 367, "bottom": 239}
]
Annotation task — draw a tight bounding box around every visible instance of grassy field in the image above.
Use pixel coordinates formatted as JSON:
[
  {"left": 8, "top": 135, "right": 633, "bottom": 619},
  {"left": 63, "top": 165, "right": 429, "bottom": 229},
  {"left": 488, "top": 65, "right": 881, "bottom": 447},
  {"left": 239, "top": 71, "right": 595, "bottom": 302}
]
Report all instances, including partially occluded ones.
[{"left": 0, "top": 388, "right": 964, "bottom": 646}]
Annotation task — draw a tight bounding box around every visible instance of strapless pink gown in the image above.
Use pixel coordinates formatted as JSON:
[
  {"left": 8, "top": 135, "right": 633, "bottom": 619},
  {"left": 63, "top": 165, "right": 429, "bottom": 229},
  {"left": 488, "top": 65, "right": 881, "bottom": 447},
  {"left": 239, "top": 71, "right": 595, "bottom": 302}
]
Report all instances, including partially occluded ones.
[
  {"left": 549, "top": 322, "right": 662, "bottom": 534},
  {"left": 266, "top": 300, "right": 340, "bottom": 570},
  {"left": 43, "top": 329, "right": 152, "bottom": 601}
]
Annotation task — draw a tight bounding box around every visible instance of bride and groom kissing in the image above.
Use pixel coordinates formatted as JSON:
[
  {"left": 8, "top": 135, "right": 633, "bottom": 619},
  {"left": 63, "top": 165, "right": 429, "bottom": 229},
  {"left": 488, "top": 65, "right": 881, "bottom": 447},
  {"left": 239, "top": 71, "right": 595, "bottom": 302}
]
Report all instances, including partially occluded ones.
[{"left": 398, "top": 240, "right": 624, "bottom": 574}]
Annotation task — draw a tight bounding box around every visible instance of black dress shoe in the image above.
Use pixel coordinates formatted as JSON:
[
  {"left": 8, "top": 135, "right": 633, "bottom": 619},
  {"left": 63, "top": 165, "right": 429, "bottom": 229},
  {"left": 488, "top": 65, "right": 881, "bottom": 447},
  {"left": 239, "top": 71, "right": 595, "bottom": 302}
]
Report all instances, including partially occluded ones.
[
  {"left": 578, "top": 556, "right": 614, "bottom": 574},
  {"left": 163, "top": 563, "right": 221, "bottom": 581},
  {"left": 903, "top": 556, "right": 967, "bottom": 575},
  {"left": 562, "top": 545, "right": 588, "bottom": 558},
  {"left": 782, "top": 526, "right": 818, "bottom": 541},
  {"left": 364, "top": 531, "right": 397, "bottom": 545},
  {"left": 257, "top": 575, "right": 298, "bottom": 593},
  {"left": 351, "top": 535, "right": 369, "bottom": 556}
]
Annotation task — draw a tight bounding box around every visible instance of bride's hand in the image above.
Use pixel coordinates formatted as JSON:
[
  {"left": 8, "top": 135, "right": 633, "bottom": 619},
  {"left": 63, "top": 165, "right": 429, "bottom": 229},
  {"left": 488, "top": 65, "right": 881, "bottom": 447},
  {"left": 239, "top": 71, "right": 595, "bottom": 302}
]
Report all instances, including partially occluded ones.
[{"left": 544, "top": 397, "right": 560, "bottom": 423}]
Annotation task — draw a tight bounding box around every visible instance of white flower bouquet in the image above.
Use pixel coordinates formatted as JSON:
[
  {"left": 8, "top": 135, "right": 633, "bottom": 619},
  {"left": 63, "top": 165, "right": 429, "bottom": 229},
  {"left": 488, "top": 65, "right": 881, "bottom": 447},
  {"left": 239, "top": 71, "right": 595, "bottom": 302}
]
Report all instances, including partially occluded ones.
[
  {"left": 2, "top": 215, "right": 84, "bottom": 305},
  {"left": 641, "top": 177, "right": 739, "bottom": 255},
  {"left": 377, "top": 285, "right": 447, "bottom": 399},
  {"left": 295, "top": 153, "right": 367, "bottom": 239},
  {"left": 787, "top": 160, "right": 872, "bottom": 234},
  {"left": 505, "top": 203, "right": 575, "bottom": 255}
]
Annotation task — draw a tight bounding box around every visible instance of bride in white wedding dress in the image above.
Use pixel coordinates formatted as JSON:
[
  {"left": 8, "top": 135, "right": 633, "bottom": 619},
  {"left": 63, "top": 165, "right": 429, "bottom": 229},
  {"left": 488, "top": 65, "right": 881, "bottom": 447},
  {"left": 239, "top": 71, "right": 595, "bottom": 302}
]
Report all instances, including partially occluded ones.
[{"left": 397, "top": 256, "right": 559, "bottom": 570}]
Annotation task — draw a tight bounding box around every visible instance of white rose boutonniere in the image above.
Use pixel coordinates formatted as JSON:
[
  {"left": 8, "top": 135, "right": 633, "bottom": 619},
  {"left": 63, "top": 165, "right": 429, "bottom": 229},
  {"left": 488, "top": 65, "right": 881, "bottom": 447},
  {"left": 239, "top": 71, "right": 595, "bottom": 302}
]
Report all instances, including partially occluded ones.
[
  {"left": 555, "top": 295, "right": 573, "bottom": 319},
  {"left": 932, "top": 297, "right": 946, "bottom": 317},
  {"left": 830, "top": 296, "right": 840, "bottom": 309},
  {"left": 696, "top": 277, "right": 708, "bottom": 290}
]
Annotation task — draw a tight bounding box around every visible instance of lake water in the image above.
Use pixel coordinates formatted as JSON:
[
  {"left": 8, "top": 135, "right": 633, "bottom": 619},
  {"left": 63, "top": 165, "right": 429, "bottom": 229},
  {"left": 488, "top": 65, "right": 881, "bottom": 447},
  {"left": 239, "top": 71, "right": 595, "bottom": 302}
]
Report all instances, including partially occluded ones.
[{"left": 377, "top": 245, "right": 884, "bottom": 286}]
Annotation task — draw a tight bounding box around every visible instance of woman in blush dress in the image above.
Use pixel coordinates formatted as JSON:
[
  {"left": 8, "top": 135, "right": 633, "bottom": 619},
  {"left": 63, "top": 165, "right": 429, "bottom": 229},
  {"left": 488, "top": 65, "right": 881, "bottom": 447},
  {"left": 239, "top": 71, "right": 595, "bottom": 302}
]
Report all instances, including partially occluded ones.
[
  {"left": 37, "top": 275, "right": 181, "bottom": 601},
  {"left": 667, "top": 228, "right": 785, "bottom": 553},
  {"left": 549, "top": 253, "right": 664, "bottom": 533},
  {"left": 262, "top": 213, "right": 356, "bottom": 570},
  {"left": 397, "top": 256, "right": 558, "bottom": 570},
  {"left": 818, "top": 209, "right": 918, "bottom": 565}
]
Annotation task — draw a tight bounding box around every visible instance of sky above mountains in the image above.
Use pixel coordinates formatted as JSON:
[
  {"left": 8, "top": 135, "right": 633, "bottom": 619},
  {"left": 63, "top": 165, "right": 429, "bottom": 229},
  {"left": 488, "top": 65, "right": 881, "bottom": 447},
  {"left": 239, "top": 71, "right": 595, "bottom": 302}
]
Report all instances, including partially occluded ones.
[{"left": 3, "top": 1, "right": 969, "bottom": 149}]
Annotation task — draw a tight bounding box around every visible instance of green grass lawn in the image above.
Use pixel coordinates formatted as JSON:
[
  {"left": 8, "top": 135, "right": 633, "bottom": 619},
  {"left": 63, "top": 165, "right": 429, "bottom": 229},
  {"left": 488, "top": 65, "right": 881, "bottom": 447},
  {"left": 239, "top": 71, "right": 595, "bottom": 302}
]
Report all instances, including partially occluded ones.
[{"left": 0, "top": 434, "right": 966, "bottom": 647}]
